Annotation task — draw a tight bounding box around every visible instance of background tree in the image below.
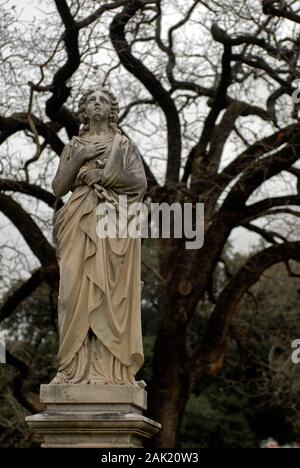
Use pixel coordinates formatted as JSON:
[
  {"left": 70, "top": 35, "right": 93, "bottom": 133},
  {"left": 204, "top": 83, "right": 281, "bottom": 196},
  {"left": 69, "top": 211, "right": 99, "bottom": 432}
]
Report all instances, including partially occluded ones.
[
  {"left": 180, "top": 256, "right": 300, "bottom": 448},
  {"left": 0, "top": 0, "right": 300, "bottom": 447}
]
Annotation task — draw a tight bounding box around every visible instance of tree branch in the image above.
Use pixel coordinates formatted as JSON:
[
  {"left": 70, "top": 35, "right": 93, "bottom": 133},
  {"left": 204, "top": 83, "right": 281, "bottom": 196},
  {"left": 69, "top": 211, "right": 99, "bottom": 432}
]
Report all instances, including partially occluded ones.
[
  {"left": 110, "top": 0, "right": 182, "bottom": 182},
  {"left": 0, "top": 113, "right": 64, "bottom": 154},
  {"left": 221, "top": 139, "right": 300, "bottom": 213},
  {"left": 189, "top": 240, "right": 300, "bottom": 382},
  {"left": 0, "top": 179, "right": 63, "bottom": 209},
  {"left": 242, "top": 194, "right": 300, "bottom": 222},
  {"left": 242, "top": 222, "right": 287, "bottom": 244},
  {"left": 5, "top": 350, "right": 38, "bottom": 414},
  {"left": 0, "top": 193, "right": 57, "bottom": 267},
  {"left": 184, "top": 24, "right": 233, "bottom": 185},
  {"left": 45, "top": 0, "right": 80, "bottom": 137},
  {"left": 77, "top": 0, "right": 129, "bottom": 29},
  {"left": 262, "top": 0, "right": 300, "bottom": 24},
  {"left": 0, "top": 269, "right": 43, "bottom": 323}
]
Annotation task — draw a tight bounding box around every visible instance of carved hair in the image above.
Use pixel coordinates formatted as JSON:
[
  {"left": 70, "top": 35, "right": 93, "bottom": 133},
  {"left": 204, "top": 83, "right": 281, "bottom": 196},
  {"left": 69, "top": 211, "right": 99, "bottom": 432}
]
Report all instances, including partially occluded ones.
[{"left": 78, "top": 87, "right": 121, "bottom": 136}]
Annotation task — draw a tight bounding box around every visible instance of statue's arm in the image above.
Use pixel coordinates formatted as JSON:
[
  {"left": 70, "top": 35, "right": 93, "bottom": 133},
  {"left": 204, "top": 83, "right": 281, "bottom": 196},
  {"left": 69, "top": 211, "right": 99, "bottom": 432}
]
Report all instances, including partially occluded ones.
[
  {"left": 52, "top": 142, "right": 85, "bottom": 197},
  {"left": 118, "top": 142, "right": 147, "bottom": 193},
  {"left": 101, "top": 139, "right": 147, "bottom": 195},
  {"left": 52, "top": 140, "right": 106, "bottom": 197}
]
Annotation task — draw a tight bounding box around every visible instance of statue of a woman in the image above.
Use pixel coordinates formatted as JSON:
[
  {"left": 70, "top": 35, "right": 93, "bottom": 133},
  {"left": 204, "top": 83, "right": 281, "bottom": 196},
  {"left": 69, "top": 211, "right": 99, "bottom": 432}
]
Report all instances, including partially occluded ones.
[{"left": 51, "top": 87, "right": 147, "bottom": 386}]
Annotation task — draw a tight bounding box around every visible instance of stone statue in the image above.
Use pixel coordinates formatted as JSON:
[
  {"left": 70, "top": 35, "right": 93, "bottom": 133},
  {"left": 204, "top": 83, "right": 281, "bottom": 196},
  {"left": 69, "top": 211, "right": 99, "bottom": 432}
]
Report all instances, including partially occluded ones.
[
  {"left": 51, "top": 87, "right": 147, "bottom": 386},
  {"left": 26, "top": 90, "right": 160, "bottom": 446}
]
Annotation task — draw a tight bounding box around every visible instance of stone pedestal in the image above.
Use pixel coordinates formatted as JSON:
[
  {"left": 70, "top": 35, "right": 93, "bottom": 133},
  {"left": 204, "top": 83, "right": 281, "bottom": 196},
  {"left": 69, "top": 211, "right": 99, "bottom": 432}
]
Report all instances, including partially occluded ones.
[{"left": 26, "top": 384, "right": 161, "bottom": 448}]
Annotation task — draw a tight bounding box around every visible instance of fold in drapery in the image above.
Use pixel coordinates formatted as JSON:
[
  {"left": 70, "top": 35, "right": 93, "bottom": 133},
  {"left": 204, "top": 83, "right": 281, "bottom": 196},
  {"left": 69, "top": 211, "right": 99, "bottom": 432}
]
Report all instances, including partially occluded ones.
[{"left": 51, "top": 133, "right": 147, "bottom": 385}]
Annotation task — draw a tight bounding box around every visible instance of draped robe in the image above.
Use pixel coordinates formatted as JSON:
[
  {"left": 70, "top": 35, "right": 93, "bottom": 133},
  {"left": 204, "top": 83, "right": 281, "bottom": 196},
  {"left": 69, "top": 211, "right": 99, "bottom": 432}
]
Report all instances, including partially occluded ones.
[{"left": 52, "top": 133, "right": 147, "bottom": 385}]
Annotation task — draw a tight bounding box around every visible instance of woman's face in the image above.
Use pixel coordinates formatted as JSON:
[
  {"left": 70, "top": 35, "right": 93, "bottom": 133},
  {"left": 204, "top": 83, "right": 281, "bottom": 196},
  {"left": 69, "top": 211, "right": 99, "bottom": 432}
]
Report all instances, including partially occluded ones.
[{"left": 85, "top": 90, "right": 111, "bottom": 122}]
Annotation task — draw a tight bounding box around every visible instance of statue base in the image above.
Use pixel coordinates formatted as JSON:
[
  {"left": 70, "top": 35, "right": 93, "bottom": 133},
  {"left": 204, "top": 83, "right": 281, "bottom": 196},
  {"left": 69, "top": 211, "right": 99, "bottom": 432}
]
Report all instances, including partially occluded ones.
[{"left": 26, "top": 384, "right": 161, "bottom": 448}]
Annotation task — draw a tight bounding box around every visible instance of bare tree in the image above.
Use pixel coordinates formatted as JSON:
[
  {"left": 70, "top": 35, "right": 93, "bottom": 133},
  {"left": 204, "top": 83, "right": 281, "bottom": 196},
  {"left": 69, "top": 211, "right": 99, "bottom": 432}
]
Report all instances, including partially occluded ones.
[{"left": 1, "top": 0, "right": 300, "bottom": 447}]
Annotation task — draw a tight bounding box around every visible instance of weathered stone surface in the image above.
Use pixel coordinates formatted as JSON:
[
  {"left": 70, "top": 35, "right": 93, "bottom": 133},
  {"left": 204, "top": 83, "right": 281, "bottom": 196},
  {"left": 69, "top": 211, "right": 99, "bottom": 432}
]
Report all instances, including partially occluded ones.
[
  {"left": 40, "top": 384, "right": 147, "bottom": 411},
  {"left": 26, "top": 411, "right": 160, "bottom": 448},
  {"left": 26, "top": 384, "right": 161, "bottom": 448}
]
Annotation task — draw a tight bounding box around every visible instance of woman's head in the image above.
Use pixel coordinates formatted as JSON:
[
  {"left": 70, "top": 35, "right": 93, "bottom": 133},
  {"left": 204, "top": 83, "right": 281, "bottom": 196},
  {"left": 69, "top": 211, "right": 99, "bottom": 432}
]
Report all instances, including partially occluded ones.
[{"left": 78, "top": 87, "right": 120, "bottom": 136}]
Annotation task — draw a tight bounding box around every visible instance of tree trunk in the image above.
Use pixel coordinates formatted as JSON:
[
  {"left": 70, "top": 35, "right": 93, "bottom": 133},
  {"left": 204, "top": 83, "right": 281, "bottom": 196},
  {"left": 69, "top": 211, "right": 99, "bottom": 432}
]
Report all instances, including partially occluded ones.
[
  {"left": 146, "top": 326, "right": 191, "bottom": 447},
  {"left": 147, "top": 372, "right": 190, "bottom": 447},
  {"left": 146, "top": 280, "right": 191, "bottom": 447}
]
